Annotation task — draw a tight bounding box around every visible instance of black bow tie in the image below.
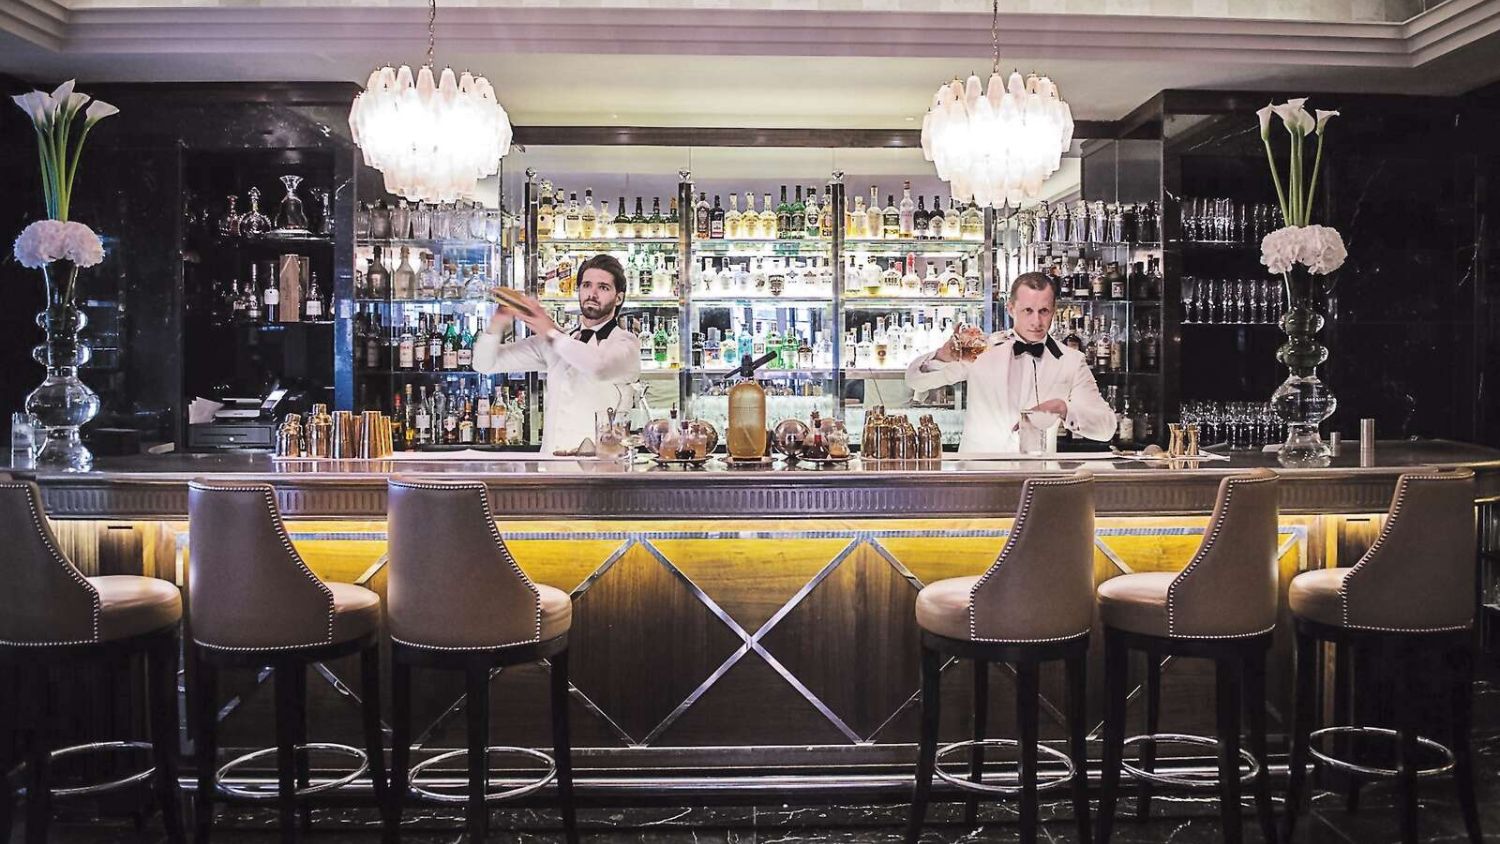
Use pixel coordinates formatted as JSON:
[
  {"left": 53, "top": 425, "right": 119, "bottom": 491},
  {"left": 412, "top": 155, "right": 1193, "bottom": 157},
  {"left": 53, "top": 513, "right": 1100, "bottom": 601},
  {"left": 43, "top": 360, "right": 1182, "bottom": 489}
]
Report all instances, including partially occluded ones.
[
  {"left": 1014, "top": 341, "right": 1047, "bottom": 358},
  {"left": 577, "top": 328, "right": 597, "bottom": 343},
  {"left": 575, "top": 319, "right": 617, "bottom": 344}
]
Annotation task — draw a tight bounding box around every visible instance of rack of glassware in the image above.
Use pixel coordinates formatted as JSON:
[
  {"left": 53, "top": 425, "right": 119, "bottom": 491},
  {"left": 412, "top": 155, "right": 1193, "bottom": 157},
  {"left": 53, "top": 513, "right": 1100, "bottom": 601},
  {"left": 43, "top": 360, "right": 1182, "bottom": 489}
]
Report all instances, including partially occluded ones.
[{"left": 352, "top": 198, "right": 531, "bottom": 449}]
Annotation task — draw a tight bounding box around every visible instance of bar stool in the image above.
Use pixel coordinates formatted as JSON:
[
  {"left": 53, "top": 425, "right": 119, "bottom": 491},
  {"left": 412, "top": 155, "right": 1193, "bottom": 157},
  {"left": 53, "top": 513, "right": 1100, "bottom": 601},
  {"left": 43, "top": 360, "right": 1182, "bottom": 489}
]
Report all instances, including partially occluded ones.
[
  {"left": 907, "top": 471, "right": 1096, "bottom": 844},
  {"left": 385, "top": 478, "right": 577, "bottom": 843},
  {"left": 186, "top": 479, "right": 387, "bottom": 844},
  {"left": 1094, "top": 469, "right": 1279, "bottom": 844},
  {"left": 0, "top": 480, "right": 185, "bottom": 844},
  {"left": 1283, "top": 468, "right": 1480, "bottom": 844}
]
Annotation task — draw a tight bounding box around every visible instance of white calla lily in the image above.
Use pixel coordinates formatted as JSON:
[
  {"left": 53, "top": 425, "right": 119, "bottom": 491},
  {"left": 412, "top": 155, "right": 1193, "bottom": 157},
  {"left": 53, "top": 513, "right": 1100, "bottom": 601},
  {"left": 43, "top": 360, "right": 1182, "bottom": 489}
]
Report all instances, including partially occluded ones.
[
  {"left": 1314, "top": 109, "right": 1339, "bottom": 135},
  {"left": 83, "top": 99, "right": 119, "bottom": 127},
  {"left": 1257, "top": 104, "right": 1274, "bottom": 141}
]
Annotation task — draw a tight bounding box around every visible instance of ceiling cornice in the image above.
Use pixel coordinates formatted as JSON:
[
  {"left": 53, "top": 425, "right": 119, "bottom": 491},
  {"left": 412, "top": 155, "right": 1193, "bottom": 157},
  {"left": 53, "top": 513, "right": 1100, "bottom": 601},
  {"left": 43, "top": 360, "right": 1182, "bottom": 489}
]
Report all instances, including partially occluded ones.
[{"left": 1, "top": 0, "right": 68, "bottom": 51}]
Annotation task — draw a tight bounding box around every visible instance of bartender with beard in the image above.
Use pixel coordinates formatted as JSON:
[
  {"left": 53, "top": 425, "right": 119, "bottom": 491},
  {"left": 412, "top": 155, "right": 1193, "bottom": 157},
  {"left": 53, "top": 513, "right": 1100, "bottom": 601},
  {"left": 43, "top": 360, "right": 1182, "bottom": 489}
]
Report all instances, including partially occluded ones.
[
  {"left": 474, "top": 253, "right": 640, "bottom": 454},
  {"left": 905, "top": 271, "right": 1116, "bottom": 454}
]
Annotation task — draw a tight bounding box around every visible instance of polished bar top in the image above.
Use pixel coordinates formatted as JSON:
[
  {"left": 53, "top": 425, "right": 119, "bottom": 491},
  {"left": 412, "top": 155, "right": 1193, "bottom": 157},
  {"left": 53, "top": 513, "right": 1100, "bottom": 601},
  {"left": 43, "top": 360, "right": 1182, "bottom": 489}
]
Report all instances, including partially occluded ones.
[{"left": 9, "top": 439, "right": 1499, "bottom": 519}]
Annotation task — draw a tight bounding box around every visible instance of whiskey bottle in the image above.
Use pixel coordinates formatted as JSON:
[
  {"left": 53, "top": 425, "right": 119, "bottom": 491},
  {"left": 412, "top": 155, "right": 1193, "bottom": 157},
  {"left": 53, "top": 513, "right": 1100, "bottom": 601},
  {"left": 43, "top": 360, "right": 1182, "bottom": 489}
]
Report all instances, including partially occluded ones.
[
  {"left": 393, "top": 246, "right": 416, "bottom": 299},
  {"left": 866, "top": 186, "right": 883, "bottom": 239},
  {"left": 563, "top": 192, "right": 582, "bottom": 238},
  {"left": 960, "top": 201, "right": 983, "bottom": 241},
  {"left": 580, "top": 190, "right": 597, "bottom": 238},
  {"left": 537, "top": 183, "right": 555, "bottom": 240},
  {"left": 913, "top": 195, "right": 929, "bottom": 239},
  {"left": 710, "top": 195, "right": 726, "bottom": 239},
  {"left": 740, "top": 193, "right": 758, "bottom": 238},
  {"left": 803, "top": 188, "right": 820, "bottom": 238},
  {"left": 304, "top": 273, "right": 324, "bottom": 321},
  {"left": 775, "top": 187, "right": 791, "bottom": 239},
  {"left": 632, "top": 198, "right": 648, "bottom": 239},
  {"left": 724, "top": 193, "right": 741, "bottom": 239},
  {"left": 695, "top": 192, "right": 711, "bottom": 238},
  {"left": 926, "top": 196, "right": 943, "bottom": 240},
  {"left": 648, "top": 198, "right": 665, "bottom": 238},
  {"left": 414, "top": 386, "right": 432, "bottom": 445},
  {"left": 759, "top": 193, "right": 776, "bottom": 240},
  {"left": 475, "top": 391, "right": 491, "bottom": 444},
  {"left": 882, "top": 194, "right": 900, "bottom": 239},
  {"left": 666, "top": 196, "right": 680, "bottom": 239}
]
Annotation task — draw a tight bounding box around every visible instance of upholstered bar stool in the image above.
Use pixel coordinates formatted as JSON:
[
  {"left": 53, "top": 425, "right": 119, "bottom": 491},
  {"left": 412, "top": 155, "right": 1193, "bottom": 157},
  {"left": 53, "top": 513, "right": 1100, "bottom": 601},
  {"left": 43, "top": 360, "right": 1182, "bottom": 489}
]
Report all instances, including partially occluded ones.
[
  {"left": 186, "top": 479, "right": 387, "bottom": 844},
  {"left": 1094, "top": 469, "right": 1279, "bottom": 844},
  {"left": 907, "top": 471, "right": 1096, "bottom": 844},
  {"left": 0, "top": 479, "right": 186, "bottom": 844},
  {"left": 1283, "top": 469, "right": 1480, "bottom": 844},
  {"left": 385, "top": 478, "right": 577, "bottom": 843}
]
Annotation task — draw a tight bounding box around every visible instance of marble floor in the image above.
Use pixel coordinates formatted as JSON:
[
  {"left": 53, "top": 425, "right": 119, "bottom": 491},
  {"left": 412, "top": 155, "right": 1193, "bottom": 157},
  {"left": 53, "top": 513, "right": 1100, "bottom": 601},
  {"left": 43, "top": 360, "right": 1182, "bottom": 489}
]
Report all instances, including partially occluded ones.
[{"left": 12, "top": 680, "right": 1500, "bottom": 843}]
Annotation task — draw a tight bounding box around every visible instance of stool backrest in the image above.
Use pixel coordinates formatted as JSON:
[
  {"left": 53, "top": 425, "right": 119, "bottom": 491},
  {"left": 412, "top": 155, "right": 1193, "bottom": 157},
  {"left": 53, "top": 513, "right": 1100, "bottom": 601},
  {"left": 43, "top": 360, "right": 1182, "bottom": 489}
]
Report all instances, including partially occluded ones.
[
  {"left": 0, "top": 480, "right": 100, "bottom": 645},
  {"left": 386, "top": 479, "right": 543, "bottom": 649},
  {"left": 187, "top": 480, "right": 335, "bottom": 650},
  {"left": 969, "top": 471, "right": 1096, "bottom": 642},
  {"left": 1344, "top": 469, "right": 1476, "bottom": 631},
  {"left": 1168, "top": 469, "right": 1280, "bottom": 638}
]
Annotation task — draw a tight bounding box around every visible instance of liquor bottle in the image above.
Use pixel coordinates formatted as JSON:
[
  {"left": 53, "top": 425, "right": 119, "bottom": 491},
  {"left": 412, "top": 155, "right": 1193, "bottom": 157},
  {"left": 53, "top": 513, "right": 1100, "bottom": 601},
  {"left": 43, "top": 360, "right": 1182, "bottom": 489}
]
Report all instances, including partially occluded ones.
[
  {"left": 901, "top": 253, "right": 920, "bottom": 293},
  {"left": 881, "top": 194, "right": 900, "bottom": 240},
  {"left": 364, "top": 312, "right": 382, "bottom": 369},
  {"left": 781, "top": 329, "right": 799, "bottom": 370},
  {"left": 557, "top": 192, "right": 577, "bottom": 238},
  {"left": 963, "top": 258, "right": 981, "bottom": 298},
  {"left": 880, "top": 259, "right": 901, "bottom": 292},
  {"left": 442, "top": 391, "right": 459, "bottom": 444},
  {"left": 1142, "top": 316, "right": 1160, "bottom": 371},
  {"left": 943, "top": 198, "right": 962, "bottom": 239},
  {"left": 866, "top": 187, "right": 883, "bottom": 239},
  {"left": 849, "top": 195, "right": 867, "bottom": 238},
  {"left": 638, "top": 317, "right": 654, "bottom": 365},
  {"left": 505, "top": 391, "right": 523, "bottom": 444},
  {"left": 597, "top": 196, "right": 614, "bottom": 240},
  {"left": 960, "top": 201, "right": 983, "bottom": 240},
  {"left": 913, "top": 195, "right": 929, "bottom": 239},
  {"left": 666, "top": 319, "right": 682, "bottom": 368},
  {"left": 411, "top": 386, "right": 429, "bottom": 445},
  {"left": 788, "top": 186, "right": 804, "bottom": 237},
  {"left": 803, "top": 188, "right": 820, "bottom": 238},
  {"left": 695, "top": 192, "right": 711, "bottom": 238},
  {"left": 1108, "top": 320, "right": 1124, "bottom": 371},
  {"left": 438, "top": 319, "right": 456, "bottom": 370},
  {"left": 1116, "top": 391, "right": 1136, "bottom": 446},
  {"left": 399, "top": 384, "right": 416, "bottom": 449},
  {"left": 630, "top": 197, "right": 647, "bottom": 239},
  {"left": 397, "top": 318, "right": 415, "bottom": 370},
  {"left": 475, "top": 391, "right": 491, "bottom": 445},
  {"left": 426, "top": 316, "right": 443, "bottom": 372},
  {"left": 580, "top": 189, "right": 597, "bottom": 238},
  {"left": 458, "top": 317, "right": 475, "bottom": 370},
  {"left": 259, "top": 263, "right": 280, "bottom": 322},
  {"left": 819, "top": 190, "right": 834, "bottom": 236},
  {"left": 226, "top": 277, "right": 246, "bottom": 323},
  {"left": 740, "top": 192, "right": 758, "bottom": 238},
  {"left": 843, "top": 329, "right": 857, "bottom": 368},
  {"left": 491, "top": 387, "right": 508, "bottom": 442},
  {"left": 920, "top": 261, "right": 941, "bottom": 296},
  {"left": 1094, "top": 319, "right": 1112, "bottom": 371},
  {"left": 724, "top": 193, "right": 741, "bottom": 239},
  {"left": 245, "top": 271, "right": 262, "bottom": 322},
  {"left": 304, "top": 273, "right": 324, "bottom": 321},
  {"left": 775, "top": 186, "right": 791, "bottom": 239},
  {"left": 1090, "top": 261, "right": 1107, "bottom": 299},
  {"left": 758, "top": 193, "right": 776, "bottom": 240},
  {"left": 391, "top": 246, "right": 416, "bottom": 299},
  {"left": 364, "top": 246, "right": 388, "bottom": 299},
  {"left": 666, "top": 196, "right": 680, "bottom": 239},
  {"left": 653, "top": 319, "right": 670, "bottom": 365},
  {"left": 611, "top": 196, "right": 628, "bottom": 239},
  {"left": 861, "top": 257, "right": 883, "bottom": 295},
  {"left": 898, "top": 181, "right": 916, "bottom": 238},
  {"left": 1108, "top": 261, "right": 1126, "bottom": 300},
  {"left": 1148, "top": 257, "right": 1164, "bottom": 300},
  {"left": 648, "top": 197, "right": 665, "bottom": 238},
  {"left": 537, "top": 183, "right": 555, "bottom": 240},
  {"left": 927, "top": 196, "right": 944, "bottom": 239},
  {"left": 710, "top": 195, "right": 725, "bottom": 239}
]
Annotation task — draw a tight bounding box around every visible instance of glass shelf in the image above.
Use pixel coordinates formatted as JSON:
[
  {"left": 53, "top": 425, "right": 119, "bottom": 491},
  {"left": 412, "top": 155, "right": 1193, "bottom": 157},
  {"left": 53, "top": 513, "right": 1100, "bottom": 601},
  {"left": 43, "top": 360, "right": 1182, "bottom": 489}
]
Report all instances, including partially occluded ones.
[
  {"left": 204, "top": 232, "right": 335, "bottom": 248},
  {"left": 843, "top": 296, "right": 986, "bottom": 307},
  {"left": 357, "top": 238, "right": 498, "bottom": 250},
  {"left": 692, "top": 238, "right": 833, "bottom": 256},
  {"left": 844, "top": 367, "right": 915, "bottom": 378},
  {"left": 540, "top": 296, "right": 680, "bottom": 308},
  {"left": 354, "top": 297, "right": 491, "bottom": 306},
  {"left": 361, "top": 369, "right": 489, "bottom": 377},
  {"left": 690, "top": 294, "right": 833, "bottom": 305},
  {"left": 689, "top": 367, "right": 834, "bottom": 377},
  {"left": 540, "top": 237, "right": 678, "bottom": 250},
  {"left": 844, "top": 238, "right": 985, "bottom": 255}
]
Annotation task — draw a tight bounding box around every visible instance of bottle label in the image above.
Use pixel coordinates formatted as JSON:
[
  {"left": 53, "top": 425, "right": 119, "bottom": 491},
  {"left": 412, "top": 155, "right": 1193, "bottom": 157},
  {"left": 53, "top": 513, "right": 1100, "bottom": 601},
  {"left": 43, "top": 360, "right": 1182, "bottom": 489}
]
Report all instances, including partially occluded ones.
[
  {"left": 264, "top": 288, "right": 279, "bottom": 305},
  {"left": 457, "top": 348, "right": 473, "bottom": 368},
  {"left": 443, "top": 350, "right": 458, "bottom": 369},
  {"left": 306, "top": 301, "right": 321, "bottom": 317},
  {"left": 399, "top": 346, "right": 414, "bottom": 369}
]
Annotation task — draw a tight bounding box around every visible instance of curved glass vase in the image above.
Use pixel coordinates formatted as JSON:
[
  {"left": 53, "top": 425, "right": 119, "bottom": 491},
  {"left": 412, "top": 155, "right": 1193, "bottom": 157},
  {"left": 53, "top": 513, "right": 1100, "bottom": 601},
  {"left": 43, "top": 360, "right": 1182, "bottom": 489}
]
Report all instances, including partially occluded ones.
[
  {"left": 26, "top": 261, "right": 100, "bottom": 471},
  {"left": 1270, "top": 268, "right": 1336, "bottom": 468}
]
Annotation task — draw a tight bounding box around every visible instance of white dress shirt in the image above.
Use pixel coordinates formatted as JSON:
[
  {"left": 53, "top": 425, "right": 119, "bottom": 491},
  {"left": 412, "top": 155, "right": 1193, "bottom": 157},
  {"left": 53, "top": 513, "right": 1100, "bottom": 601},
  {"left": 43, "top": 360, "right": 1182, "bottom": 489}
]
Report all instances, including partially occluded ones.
[
  {"left": 472, "top": 318, "right": 640, "bottom": 455},
  {"left": 904, "top": 334, "right": 1118, "bottom": 454}
]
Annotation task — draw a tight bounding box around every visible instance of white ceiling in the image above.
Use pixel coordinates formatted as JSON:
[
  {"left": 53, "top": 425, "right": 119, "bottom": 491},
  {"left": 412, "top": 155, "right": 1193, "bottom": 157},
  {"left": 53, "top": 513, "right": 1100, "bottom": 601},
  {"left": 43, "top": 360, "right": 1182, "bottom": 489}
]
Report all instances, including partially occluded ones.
[{"left": 3, "top": 0, "right": 1499, "bottom": 127}]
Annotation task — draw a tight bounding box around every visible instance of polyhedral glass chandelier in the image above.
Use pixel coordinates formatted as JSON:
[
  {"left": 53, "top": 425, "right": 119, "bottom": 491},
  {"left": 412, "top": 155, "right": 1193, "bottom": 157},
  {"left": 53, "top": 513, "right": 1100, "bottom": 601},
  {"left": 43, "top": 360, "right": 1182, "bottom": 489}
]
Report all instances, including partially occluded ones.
[
  {"left": 919, "top": 0, "right": 1074, "bottom": 208},
  {"left": 348, "top": 0, "right": 512, "bottom": 203}
]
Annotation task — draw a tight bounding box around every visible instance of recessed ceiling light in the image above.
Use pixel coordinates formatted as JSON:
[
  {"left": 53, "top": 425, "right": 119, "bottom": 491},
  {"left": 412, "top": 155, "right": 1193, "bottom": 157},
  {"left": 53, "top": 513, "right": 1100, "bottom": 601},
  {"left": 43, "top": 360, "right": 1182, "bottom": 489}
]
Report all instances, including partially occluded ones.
[{"left": 905, "top": 116, "right": 914, "bottom": 121}]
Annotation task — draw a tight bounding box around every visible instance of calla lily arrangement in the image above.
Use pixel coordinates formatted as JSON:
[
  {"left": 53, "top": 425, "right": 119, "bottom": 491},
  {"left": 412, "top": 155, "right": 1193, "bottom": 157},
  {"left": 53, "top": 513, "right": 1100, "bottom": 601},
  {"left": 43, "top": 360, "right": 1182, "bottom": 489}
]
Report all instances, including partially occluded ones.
[
  {"left": 12, "top": 79, "right": 118, "bottom": 222},
  {"left": 1256, "top": 98, "right": 1346, "bottom": 277}
]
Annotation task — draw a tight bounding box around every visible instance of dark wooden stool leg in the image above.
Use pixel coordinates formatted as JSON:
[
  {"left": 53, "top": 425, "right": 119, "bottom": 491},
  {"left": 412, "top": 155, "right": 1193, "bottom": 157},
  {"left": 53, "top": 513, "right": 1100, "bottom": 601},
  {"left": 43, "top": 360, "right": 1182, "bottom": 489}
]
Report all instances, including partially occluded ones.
[
  {"left": 905, "top": 642, "right": 941, "bottom": 844},
  {"left": 1134, "top": 653, "right": 1161, "bottom": 821},
  {"left": 1095, "top": 629, "right": 1127, "bottom": 844},
  {"left": 149, "top": 633, "right": 187, "bottom": 844},
  {"left": 1, "top": 665, "right": 16, "bottom": 844},
  {"left": 1214, "top": 657, "right": 1244, "bottom": 844},
  {"left": 1335, "top": 642, "right": 1361, "bottom": 810},
  {"left": 465, "top": 666, "right": 490, "bottom": 842},
  {"left": 193, "top": 655, "right": 217, "bottom": 844},
  {"left": 549, "top": 648, "right": 578, "bottom": 844},
  {"left": 358, "top": 646, "right": 389, "bottom": 841},
  {"left": 273, "top": 662, "right": 300, "bottom": 844},
  {"left": 1243, "top": 649, "right": 1274, "bottom": 844},
  {"left": 23, "top": 666, "right": 51, "bottom": 844},
  {"left": 1066, "top": 653, "right": 1091, "bottom": 844},
  {"left": 1394, "top": 643, "right": 1418, "bottom": 844},
  {"left": 1447, "top": 646, "right": 1481, "bottom": 844},
  {"left": 965, "top": 659, "right": 988, "bottom": 828},
  {"left": 1017, "top": 661, "right": 1041, "bottom": 844},
  {"left": 291, "top": 663, "right": 311, "bottom": 832},
  {"left": 388, "top": 660, "right": 411, "bottom": 840},
  {"left": 1282, "top": 625, "right": 1317, "bottom": 843}
]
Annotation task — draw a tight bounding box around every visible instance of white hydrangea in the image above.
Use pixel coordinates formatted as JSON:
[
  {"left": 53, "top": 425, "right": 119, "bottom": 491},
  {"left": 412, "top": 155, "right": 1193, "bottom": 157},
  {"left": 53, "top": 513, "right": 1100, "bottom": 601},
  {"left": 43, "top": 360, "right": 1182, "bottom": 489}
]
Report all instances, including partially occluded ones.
[
  {"left": 12, "top": 219, "right": 104, "bottom": 269},
  {"left": 1260, "top": 224, "right": 1346, "bottom": 276}
]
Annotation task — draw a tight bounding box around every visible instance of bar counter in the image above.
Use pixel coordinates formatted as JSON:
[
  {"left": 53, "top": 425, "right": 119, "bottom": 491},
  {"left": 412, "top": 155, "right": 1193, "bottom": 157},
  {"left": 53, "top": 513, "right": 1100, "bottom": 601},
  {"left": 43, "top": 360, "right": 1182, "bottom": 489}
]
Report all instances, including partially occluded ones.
[{"left": 7, "top": 440, "right": 1500, "bottom": 798}]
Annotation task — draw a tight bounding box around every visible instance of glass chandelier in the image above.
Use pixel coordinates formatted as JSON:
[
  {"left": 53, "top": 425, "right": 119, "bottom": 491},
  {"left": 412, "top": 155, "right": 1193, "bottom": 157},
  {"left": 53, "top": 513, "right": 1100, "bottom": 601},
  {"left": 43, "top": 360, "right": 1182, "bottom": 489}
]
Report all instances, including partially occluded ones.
[
  {"left": 348, "top": 0, "right": 512, "bottom": 203},
  {"left": 919, "top": 0, "right": 1074, "bottom": 208}
]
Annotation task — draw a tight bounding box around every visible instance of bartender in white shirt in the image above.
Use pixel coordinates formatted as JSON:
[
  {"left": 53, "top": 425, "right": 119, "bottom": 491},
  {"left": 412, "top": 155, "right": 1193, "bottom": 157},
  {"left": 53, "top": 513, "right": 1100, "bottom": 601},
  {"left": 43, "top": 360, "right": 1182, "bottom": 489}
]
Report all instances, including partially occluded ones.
[
  {"left": 473, "top": 254, "right": 640, "bottom": 454},
  {"left": 905, "top": 271, "right": 1117, "bottom": 454}
]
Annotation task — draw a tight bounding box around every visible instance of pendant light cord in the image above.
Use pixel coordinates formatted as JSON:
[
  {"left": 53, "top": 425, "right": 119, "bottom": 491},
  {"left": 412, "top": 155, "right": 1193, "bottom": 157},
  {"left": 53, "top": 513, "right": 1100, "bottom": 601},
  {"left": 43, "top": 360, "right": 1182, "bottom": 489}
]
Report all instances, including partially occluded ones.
[{"left": 427, "top": 0, "right": 437, "bottom": 68}]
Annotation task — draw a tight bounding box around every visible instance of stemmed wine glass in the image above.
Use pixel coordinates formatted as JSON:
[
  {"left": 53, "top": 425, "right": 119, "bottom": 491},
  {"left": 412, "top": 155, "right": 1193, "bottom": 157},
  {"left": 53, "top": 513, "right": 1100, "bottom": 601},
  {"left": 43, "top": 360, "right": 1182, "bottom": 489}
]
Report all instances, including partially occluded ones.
[{"left": 1181, "top": 276, "right": 1197, "bottom": 324}]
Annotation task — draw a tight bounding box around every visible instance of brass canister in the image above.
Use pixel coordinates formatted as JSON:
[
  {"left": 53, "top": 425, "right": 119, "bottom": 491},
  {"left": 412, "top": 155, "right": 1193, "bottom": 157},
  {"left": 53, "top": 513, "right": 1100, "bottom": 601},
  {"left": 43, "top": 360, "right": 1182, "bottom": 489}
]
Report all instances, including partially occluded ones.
[
  {"left": 861, "top": 406, "right": 885, "bottom": 458},
  {"left": 1168, "top": 423, "right": 1184, "bottom": 458},
  {"left": 275, "top": 414, "right": 303, "bottom": 458},
  {"left": 916, "top": 414, "right": 942, "bottom": 460},
  {"left": 359, "top": 411, "right": 383, "bottom": 459},
  {"left": 893, "top": 415, "right": 918, "bottom": 460},
  {"left": 1185, "top": 423, "right": 1201, "bottom": 457},
  {"left": 330, "top": 411, "right": 359, "bottom": 459},
  {"left": 305, "top": 404, "right": 333, "bottom": 458}
]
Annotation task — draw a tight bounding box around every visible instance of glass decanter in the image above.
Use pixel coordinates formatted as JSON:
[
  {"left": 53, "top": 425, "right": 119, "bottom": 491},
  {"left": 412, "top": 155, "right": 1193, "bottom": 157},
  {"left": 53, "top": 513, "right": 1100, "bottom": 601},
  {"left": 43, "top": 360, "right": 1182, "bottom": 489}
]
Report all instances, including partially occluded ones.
[
  {"left": 240, "top": 187, "right": 273, "bottom": 237},
  {"left": 274, "top": 175, "right": 309, "bottom": 233},
  {"left": 391, "top": 200, "right": 411, "bottom": 240},
  {"left": 218, "top": 195, "right": 242, "bottom": 238},
  {"left": 310, "top": 188, "right": 334, "bottom": 237}
]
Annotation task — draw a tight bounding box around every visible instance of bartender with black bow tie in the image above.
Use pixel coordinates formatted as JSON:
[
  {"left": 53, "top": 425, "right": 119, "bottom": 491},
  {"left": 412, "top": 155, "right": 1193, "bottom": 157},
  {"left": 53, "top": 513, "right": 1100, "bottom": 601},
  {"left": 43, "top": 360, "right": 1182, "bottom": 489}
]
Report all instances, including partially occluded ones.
[
  {"left": 474, "top": 253, "right": 640, "bottom": 454},
  {"left": 905, "top": 271, "right": 1117, "bottom": 454}
]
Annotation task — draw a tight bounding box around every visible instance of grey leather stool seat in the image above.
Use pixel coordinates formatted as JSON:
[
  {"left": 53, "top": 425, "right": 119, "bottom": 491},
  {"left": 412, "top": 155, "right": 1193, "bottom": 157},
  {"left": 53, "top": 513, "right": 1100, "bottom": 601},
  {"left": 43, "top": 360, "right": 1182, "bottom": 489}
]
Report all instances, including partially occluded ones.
[
  {"left": 187, "top": 479, "right": 387, "bottom": 844},
  {"left": 907, "top": 471, "right": 1095, "bottom": 844},
  {"left": 385, "top": 478, "right": 578, "bottom": 843},
  {"left": 1094, "top": 469, "right": 1279, "bottom": 844},
  {"left": 0, "top": 479, "right": 186, "bottom": 844},
  {"left": 1283, "top": 469, "right": 1480, "bottom": 844}
]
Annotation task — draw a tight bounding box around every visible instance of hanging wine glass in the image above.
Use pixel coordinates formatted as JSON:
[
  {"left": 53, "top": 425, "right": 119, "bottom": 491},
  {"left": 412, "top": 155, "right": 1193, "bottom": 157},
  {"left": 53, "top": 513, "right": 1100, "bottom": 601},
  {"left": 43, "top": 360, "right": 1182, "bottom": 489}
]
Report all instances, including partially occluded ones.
[
  {"left": 241, "top": 187, "right": 273, "bottom": 237},
  {"left": 274, "top": 175, "right": 310, "bottom": 233}
]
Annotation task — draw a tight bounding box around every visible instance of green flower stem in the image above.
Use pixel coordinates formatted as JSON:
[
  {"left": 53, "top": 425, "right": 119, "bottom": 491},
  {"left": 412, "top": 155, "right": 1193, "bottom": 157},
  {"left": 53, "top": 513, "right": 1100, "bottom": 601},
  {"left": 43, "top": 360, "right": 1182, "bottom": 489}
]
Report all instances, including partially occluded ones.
[
  {"left": 1304, "top": 130, "right": 1326, "bottom": 223},
  {"left": 1289, "top": 131, "right": 1303, "bottom": 226},
  {"left": 63, "top": 122, "right": 95, "bottom": 223},
  {"left": 1261, "top": 137, "right": 1289, "bottom": 225},
  {"left": 51, "top": 115, "right": 70, "bottom": 221},
  {"left": 36, "top": 129, "right": 58, "bottom": 220}
]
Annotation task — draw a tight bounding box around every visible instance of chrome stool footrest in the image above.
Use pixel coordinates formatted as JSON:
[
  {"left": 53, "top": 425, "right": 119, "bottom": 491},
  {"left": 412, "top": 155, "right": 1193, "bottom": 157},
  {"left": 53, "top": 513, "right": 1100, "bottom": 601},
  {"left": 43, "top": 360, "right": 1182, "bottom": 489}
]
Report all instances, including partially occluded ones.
[
  {"left": 407, "top": 747, "right": 557, "bottom": 805},
  {"left": 1308, "top": 726, "right": 1455, "bottom": 779},
  {"left": 214, "top": 743, "right": 368, "bottom": 801},
  {"left": 14, "top": 741, "right": 157, "bottom": 799},
  {"left": 1120, "top": 733, "right": 1260, "bottom": 788},
  {"left": 932, "top": 739, "right": 1077, "bottom": 795}
]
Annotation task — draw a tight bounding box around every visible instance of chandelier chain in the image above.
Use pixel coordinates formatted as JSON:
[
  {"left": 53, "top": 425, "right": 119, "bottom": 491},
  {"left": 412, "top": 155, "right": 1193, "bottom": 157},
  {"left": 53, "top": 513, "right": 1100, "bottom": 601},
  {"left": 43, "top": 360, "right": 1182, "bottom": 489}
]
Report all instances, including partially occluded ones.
[
  {"left": 427, "top": 0, "right": 437, "bottom": 68},
  {"left": 991, "top": 0, "right": 1000, "bottom": 77}
]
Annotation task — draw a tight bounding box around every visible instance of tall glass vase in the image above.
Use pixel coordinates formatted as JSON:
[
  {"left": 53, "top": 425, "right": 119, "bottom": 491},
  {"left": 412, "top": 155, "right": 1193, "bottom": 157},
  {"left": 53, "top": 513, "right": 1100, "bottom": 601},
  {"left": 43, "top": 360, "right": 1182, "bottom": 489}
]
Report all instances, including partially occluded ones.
[
  {"left": 1270, "top": 267, "right": 1336, "bottom": 467},
  {"left": 26, "top": 260, "right": 100, "bottom": 471}
]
